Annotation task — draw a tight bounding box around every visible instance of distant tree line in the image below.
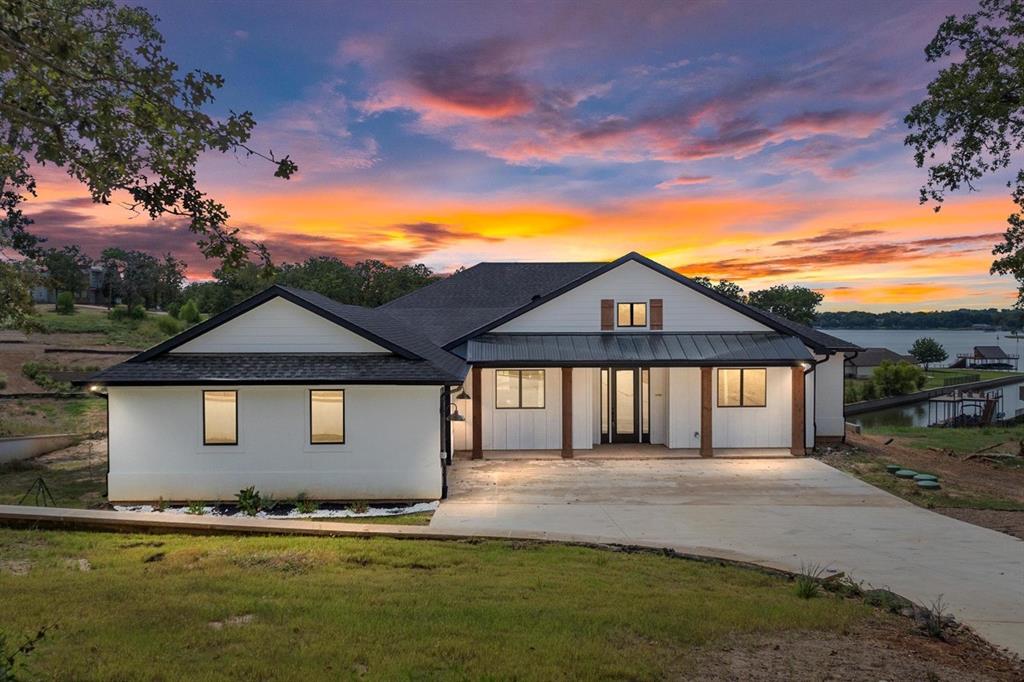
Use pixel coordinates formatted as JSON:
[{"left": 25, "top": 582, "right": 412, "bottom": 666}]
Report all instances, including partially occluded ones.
[{"left": 816, "top": 309, "right": 1024, "bottom": 331}]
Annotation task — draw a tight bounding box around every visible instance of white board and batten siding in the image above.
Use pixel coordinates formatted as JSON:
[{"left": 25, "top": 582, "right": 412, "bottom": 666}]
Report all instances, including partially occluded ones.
[
  {"left": 107, "top": 384, "right": 442, "bottom": 502},
  {"left": 172, "top": 297, "right": 388, "bottom": 354},
  {"left": 814, "top": 354, "right": 845, "bottom": 439},
  {"left": 494, "top": 260, "right": 770, "bottom": 333}
]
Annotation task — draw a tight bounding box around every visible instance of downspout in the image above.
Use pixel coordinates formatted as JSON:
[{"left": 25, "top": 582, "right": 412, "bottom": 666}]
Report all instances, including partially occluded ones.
[
  {"left": 842, "top": 350, "right": 860, "bottom": 444},
  {"left": 439, "top": 387, "right": 449, "bottom": 500},
  {"left": 804, "top": 352, "right": 830, "bottom": 451}
]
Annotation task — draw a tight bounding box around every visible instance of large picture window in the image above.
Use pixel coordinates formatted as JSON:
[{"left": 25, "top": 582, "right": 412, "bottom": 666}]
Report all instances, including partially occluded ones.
[
  {"left": 310, "top": 390, "right": 345, "bottom": 444},
  {"left": 203, "top": 390, "right": 237, "bottom": 445},
  {"left": 495, "top": 369, "right": 545, "bottom": 409},
  {"left": 617, "top": 302, "right": 647, "bottom": 327},
  {"left": 717, "top": 368, "right": 767, "bottom": 408}
]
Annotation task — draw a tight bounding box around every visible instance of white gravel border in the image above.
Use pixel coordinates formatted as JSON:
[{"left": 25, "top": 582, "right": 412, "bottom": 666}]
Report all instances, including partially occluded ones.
[{"left": 113, "top": 500, "right": 439, "bottom": 519}]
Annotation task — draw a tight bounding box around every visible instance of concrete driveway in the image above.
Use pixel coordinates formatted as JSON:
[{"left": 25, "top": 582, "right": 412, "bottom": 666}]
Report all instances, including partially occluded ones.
[{"left": 430, "top": 457, "right": 1024, "bottom": 656}]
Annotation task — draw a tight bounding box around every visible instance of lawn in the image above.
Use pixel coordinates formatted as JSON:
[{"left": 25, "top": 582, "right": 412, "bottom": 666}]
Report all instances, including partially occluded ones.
[
  {"left": 0, "top": 397, "right": 106, "bottom": 438},
  {"left": 861, "top": 424, "right": 1024, "bottom": 455},
  {"left": 31, "top": 307, "right": 178, "bottom": 348},
  {"left": 0, "top": 528, "right": 873, "bottom": 680},
  {"left": 845, "top": 368, "right": 1023, "bottom": 404}
]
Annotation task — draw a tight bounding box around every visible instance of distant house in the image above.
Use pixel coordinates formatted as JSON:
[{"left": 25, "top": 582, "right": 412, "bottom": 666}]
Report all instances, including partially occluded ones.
[
  {"left": 31, "top": 265, "right": 109, "bottom": 306},
  {"left": 845, "top": 347, "right": 915, "bottom": 378},
  {"left": 951, "top": 346, "right": 1019, "bottom": 371}
]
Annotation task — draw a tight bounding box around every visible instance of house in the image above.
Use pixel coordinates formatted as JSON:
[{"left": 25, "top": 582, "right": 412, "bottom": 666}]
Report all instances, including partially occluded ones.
[
  {"left": 844, "top": 347, "right": 915, "bottom": 379},
  {"left": 32, "top": 264, "right": 110, "bottom": 306},
  {"left": 951, "top": 345, "right": 1019, "bottom": 371},
  {"left": 86, "top": 252, "right": 860, "bottom": 503}
]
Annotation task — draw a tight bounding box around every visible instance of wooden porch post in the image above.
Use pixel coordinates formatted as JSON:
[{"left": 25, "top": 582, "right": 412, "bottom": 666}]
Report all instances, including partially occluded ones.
[
  {"left": 471, "top": 366, "right": 482, "bottom": 459},
  {"left": 700, "top": 366, "right": 713, "bottom": 457},
  {"left": 791, "top": 366, "right": 806, "bottom": 456},
  {"left": 561, "top": 367, "right": 573, "bottom": 458}
]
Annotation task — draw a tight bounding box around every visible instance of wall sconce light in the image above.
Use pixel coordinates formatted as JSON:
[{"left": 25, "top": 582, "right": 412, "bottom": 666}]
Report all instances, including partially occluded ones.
[
  {"left": 447, "top": 403, "right": 465, "bottom": 422},
  {"left": 455, "top": 388, "right": 471, "bottom": 400}
]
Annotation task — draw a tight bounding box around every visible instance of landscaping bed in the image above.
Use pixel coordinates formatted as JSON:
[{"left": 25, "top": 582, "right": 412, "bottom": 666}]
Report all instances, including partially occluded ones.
[{"left": 0, "top": 528, "right": 1020, "bottom": 680}]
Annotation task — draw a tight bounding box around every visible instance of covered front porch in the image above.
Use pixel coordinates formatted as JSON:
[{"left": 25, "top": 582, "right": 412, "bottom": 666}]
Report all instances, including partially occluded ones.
[{"left": 454, "top": 443, "right": 795, "bottom": 460}]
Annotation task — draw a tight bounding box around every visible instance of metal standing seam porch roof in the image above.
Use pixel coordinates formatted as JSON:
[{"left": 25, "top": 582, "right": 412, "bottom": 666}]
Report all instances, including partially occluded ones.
[{"left": 463, "top": 332, "right": 814, "bottom": 366}]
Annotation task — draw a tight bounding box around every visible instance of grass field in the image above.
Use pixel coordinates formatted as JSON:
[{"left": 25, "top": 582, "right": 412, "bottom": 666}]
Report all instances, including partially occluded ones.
[
  {"left": 845, "top": 368, "right": 1022, "bottom": 404},
  {"left": 32, "top": 306, "right": 179, "bottom": 348},
  {"left": 0, "top": 397, "right": 106, "bottom": 438},
  {"left": 0, "top": 528, "right": 873, "bottom": 680},
  {"left": 862, "top": 424, "right": 1024, "bottom": 455}
]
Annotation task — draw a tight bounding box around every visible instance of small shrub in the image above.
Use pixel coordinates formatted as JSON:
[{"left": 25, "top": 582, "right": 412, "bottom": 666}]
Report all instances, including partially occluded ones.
[
  {"left": 155, "top": 497, "right": 167, "bottom": 512},
  {"left": 185, "top": 501, "right": 206, "bottom": 515},
  {"left": 918, "top": 596, "right": 953, "bottom": 639},
  {"left": 350, "top": 500, "right": 369, "bottom": 514},
  {"left": 235, "top": 486, "right": 263, "bottom": 516},
  {"left": 794, "top": 561, "right": 826, "bottom": 599},
  {"left": 55, "top": 291, "right": 74, "bottom": 314},
  {"left": 156, "top": 316, "right": 182, "bottom": 336},
  {"left": 295, "top": 493, "right": 318, "bottom": 515},
  {"left": 21, "top": 361, "right": 73, "bottom": 392},
  {"left": 166, "top": 301, "right": 181, "bottom": 319},
  {"left": 179, "top": 299, "right": 200, "bottom": 325},
  {"left": 110, "top": 304, "right": 146, "bottom": 322}
]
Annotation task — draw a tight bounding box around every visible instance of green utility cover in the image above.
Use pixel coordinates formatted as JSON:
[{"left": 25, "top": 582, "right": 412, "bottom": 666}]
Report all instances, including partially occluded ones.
[
  {"left": 914, "top": 474, "right": 938, "bottom": 482},
  {"left": 886, "top": 465, "right": 901, "bottom": 474},
  {"left": 895, "top": 469, "right": 918, "bottom": 479},
  {"left": 916, "top": 480, "right": 941, "bottom": 490}
]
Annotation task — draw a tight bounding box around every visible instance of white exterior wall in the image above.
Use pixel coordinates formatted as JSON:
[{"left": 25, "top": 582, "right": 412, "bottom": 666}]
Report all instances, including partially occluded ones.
[
  {"left": 571, "top": 368, "right": 593, "bottom": 450},
  {"left": 650, "top": 367, "right": 668, "bottom": 445},
  {"left": 173, "top": 297, "right": 388, "bottom": 354},
  {"left": 815, "top": 353, "right": 846, "bottom": 438},
  {"left": 667, "top": 368, "right": 701, "bottom": 448},
  {"left": 494, "top": 260, "right": 770, "bottom": 333},
  {"left": 480, "top": 368, "right": 562, "bottom": 450},
  {"left": 107, "top": 385, "right": 441, "bottom": 502},
  {"left": 712, "top": 367, "right": 792, "bottom": 448}
]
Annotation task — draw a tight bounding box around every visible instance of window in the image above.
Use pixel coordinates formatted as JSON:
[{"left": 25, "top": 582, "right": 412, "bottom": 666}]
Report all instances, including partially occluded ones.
[
  {"left": 310, "top": 390, "right": 345, "bottom": 444},
  {"left": 203, "top": 390, "right": 237, "bottom": 445},
  {"left": 617, "top": 302, "right": 646, "bottom": 327},
  {"left": 495, "top": 369, "right": 545, "bottom": 409},
  {"left": 717, "top": 369, "right": 766, "bottom": 407}
]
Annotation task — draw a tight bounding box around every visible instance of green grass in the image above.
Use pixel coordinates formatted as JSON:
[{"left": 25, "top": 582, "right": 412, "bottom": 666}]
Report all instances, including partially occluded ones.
[
  {"left": 0, "top": 397, "right": 106, "bottom": 438},
  {"left": 862, "top": 424, "right": 1024, "bottom": 455},
  {"left": 312, "top": 511, "right": 435, "bottom": 526},
  {"left": 920, "top": 368, "right": 1019, "bottom": 390},
  {"left": 32, "top": 307, "right": 178, "bottom": 348},
  {"left": 0, "top": 528, "right": 874, "bottom": 680},
  {"left": 0, "top": 446, "right": 106, "bottom": 508}
]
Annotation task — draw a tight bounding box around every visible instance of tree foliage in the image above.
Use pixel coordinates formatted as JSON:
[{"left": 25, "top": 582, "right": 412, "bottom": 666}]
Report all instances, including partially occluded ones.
[
  {"left": 905, "top": 0, "right": 1024, "bottom": 305},
  {"left": 99, "top": 248, "right": 185, "bottom": 309},
  {"left": 817, "top": 308, "right": 1024, "bottom": 330},
  {"left": 691, "top": 276, "right": 745, "bottom": 301},
  {"left": 183, "top": 256, "right": 442, "bottom": 315},
  {"left": 871, "top": 360, "right": 927, "bottom": 397},
  {"left": 909, "top": 337, "right": 949, "bottom": 369},
  {"left": 746, "top": 285, "right": 824, "bottom": 325},
  {"left": 0, "top": 0, "right": 295, "bottom": 327},
  {"left": 40, "top": 244, "right": 90, "bottom": 295}
]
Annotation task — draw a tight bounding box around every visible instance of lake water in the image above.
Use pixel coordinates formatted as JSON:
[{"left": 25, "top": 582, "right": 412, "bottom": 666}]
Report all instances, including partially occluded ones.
[
  {"left": 820, "top": 328, "right": 1024, "bottom": 367},
  {"left": 851, "top": 378, "right": 1024, "bottom": 428}
]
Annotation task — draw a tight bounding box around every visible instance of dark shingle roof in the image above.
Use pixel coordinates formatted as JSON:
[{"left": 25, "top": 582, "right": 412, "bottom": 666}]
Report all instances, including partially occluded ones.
[
  {"left": 466, "top": 333, "right": 812, "bottom": 365},
  {"left": 974, "top": 345, "right": 1011, "bottom": 359},
  {"left": 381, "top": 261, "right": 604, "bottom": 345},
  {"left": 88, "top": 354, "right": 459, "bottom": 385},
  {"left": 382, "top": 253, "right": 860, "bottom": 353},
  {"left": 847, "top": 347, "right": 914, "bottom": 367}
]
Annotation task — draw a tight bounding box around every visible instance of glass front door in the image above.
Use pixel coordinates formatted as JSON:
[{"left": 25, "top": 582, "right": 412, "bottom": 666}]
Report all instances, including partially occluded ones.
[{"left": 602, "top": 367, "right": 651, "bottom": 444}]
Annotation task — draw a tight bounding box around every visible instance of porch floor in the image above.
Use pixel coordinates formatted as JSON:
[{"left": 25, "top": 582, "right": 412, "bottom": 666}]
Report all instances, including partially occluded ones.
[{"left": 454, "top": 445, "right": 794, "bottom": 460}]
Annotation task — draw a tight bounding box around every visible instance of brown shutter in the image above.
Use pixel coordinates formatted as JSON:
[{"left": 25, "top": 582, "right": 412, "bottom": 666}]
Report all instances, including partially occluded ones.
[
  {"left": 650, "top": 299, "right": 663, "bottom": 330},
  {"left": 601, "top": 299, "right": 614, "bottom": 330}
]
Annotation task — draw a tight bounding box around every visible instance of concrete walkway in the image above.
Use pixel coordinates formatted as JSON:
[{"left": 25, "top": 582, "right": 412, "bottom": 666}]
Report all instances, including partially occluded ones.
[{"left": 430, "top": 457, "right": 1024, "bottom": 657}]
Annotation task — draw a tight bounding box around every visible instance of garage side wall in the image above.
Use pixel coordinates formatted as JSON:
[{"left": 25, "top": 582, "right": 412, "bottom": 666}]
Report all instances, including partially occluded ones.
[
  {"left": 814, "top": 354, "right": 846, "bottom": 439},
  {"left": 107, "top": 385, "right": 442, "bottom": 502}
]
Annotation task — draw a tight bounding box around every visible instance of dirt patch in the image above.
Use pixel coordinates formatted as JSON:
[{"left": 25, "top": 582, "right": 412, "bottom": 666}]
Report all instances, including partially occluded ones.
[
  {"left": 935, "top": 508, "right": 1024, "bottom": 539},
  {"left": 64, "top": 557, "right": 92, "bottom": 571},
  {"left": 0, "top": 559, "right": 32, "bottom": 575},
  {"left": 684, "top": 616, "right": 1023, "bottom": 681},
  {"left": 208, "top": 614, "right": 255, "bottom": 630},
  {"left": 0, "top": 340, "right": 128, "bottom": 394},
  {"left": 827, "top": 432, "right": 1024, "bottom": 505},
  {"left": 36, "top": 438, "right": 106, "bottom": 468}
]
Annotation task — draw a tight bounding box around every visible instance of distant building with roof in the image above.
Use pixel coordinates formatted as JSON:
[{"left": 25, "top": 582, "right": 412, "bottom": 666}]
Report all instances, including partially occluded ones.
[{"left": 845, "top": 347, "right": 916, "bottom": 379}]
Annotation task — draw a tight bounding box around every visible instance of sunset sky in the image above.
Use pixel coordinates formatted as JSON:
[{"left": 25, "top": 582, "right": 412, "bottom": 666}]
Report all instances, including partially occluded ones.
[{"left": 25, "top": 0, "right": 1020, "bottom": 311}]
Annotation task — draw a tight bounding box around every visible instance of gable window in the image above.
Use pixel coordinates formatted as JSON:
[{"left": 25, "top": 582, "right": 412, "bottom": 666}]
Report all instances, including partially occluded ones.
[
  {"left": 310, "top": 390, "right": 345, "bottom": 444},
  {"left": 495, "top": 369, "right": 545, "bottom": 409},
  {"left": 717, "top": 369, "right": 767, "bottom": 408},
  {"left": 617, "top": 302, "right": 647, "bottom": 328},
  {"left": 203, "top": 390, "right": 237, "bottom": 445}
]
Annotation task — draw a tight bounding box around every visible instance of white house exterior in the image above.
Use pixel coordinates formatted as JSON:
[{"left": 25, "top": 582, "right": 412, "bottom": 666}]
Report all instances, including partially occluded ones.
[{"left": 88, "top": 252, "right": 859, "bottom": 503}]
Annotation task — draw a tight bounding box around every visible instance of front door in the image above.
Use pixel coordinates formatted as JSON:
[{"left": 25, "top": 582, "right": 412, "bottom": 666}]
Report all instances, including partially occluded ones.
[{"left": 611, "top": 368, "right": 639, "bottom": 443}]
